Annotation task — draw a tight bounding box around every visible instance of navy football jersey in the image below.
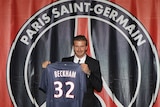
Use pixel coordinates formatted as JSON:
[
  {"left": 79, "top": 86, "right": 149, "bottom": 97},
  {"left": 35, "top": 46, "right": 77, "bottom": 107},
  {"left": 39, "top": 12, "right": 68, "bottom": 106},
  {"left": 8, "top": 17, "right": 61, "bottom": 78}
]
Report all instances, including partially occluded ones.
[{"left": 39, "top": 62, "right": 86, "bottom": 107}]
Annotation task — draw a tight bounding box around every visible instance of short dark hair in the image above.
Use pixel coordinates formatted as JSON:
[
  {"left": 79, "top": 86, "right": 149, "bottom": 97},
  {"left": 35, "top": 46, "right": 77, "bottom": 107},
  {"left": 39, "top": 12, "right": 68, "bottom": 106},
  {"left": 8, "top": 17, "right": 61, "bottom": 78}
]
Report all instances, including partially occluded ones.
[{"left": 73, "top": 35, "right": 88, "bottom": 46}]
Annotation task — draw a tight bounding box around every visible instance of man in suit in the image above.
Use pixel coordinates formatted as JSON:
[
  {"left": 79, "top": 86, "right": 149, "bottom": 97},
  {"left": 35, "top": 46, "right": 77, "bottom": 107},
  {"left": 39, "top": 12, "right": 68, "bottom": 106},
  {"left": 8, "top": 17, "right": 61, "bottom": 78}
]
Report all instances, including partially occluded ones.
[{"left": 42, "top": 35, "right": 102, "bottom": 107}]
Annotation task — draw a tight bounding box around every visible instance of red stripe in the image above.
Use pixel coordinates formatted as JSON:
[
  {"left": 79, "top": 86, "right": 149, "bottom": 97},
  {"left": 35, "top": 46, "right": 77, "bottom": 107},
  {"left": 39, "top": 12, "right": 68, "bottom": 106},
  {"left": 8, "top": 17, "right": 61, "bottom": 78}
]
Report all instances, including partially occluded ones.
[
  {"left": 95, "top": 88, "right": 117, "bottom": 107},
  {"left": 76, "top": 18, "right": 117, "bottom": 107},
  {"left": 76, "top": 18, "right": 91, "bottom": 56}
]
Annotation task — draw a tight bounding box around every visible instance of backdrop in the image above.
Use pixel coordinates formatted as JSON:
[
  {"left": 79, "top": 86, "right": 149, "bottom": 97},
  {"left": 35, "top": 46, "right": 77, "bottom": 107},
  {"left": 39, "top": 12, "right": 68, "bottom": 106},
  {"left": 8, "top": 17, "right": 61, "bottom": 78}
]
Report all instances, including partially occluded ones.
[{"left": 0, "top": 0, "right": 160, "bottom": 107}]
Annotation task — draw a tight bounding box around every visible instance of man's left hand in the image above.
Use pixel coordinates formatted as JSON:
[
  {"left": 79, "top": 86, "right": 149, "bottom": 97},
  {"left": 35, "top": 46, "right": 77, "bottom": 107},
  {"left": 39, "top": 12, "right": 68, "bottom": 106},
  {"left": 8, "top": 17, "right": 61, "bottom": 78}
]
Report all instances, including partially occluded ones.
[{"left": 80, "top": 63, "right": 91, "bottom": 75}]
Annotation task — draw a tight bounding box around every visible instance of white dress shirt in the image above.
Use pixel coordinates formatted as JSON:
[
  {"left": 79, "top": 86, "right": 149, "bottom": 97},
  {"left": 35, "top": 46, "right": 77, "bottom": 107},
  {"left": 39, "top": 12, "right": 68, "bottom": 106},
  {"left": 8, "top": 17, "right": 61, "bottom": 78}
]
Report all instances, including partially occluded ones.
[{"left": 73, "top": 54, "right": 86, "bottom": 64}]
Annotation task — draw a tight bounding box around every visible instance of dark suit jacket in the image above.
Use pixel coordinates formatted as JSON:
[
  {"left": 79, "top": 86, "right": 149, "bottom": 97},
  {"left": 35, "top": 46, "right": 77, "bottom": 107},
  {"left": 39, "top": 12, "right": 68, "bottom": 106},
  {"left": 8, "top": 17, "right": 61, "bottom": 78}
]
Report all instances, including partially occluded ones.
[{"left": 62, "top": 55, "right": 102, "bottom": 107}]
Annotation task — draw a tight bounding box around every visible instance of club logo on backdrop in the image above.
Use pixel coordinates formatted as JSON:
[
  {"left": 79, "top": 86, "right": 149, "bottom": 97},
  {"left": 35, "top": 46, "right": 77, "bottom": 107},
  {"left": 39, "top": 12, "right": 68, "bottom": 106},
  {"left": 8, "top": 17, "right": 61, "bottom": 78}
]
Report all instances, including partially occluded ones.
[{"left": 7, "top": 0, "right": 159, "bottom": 107}]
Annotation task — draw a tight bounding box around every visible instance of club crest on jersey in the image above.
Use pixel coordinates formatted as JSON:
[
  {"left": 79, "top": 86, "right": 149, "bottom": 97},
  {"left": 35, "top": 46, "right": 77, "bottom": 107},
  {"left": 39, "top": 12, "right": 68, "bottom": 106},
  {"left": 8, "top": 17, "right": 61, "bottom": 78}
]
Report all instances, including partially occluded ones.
[{"left": 7, "top": 0, "right": 159, "bottom": 107}]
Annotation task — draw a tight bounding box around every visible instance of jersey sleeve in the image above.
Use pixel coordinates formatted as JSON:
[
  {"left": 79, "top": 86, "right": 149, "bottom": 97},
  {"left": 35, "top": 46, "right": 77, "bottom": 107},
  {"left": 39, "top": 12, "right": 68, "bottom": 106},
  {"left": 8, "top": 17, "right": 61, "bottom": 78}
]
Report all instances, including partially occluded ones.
[{"left": 39, "top": 68, "right": 48, "bottom": 93}]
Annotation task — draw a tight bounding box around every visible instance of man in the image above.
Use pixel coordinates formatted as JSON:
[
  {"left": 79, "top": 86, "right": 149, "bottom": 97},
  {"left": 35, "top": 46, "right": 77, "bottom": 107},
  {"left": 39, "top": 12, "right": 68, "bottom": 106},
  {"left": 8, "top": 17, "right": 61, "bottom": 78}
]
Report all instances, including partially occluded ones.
[{"left": 42, "top": 35, "right": 102, "bottom": 107}]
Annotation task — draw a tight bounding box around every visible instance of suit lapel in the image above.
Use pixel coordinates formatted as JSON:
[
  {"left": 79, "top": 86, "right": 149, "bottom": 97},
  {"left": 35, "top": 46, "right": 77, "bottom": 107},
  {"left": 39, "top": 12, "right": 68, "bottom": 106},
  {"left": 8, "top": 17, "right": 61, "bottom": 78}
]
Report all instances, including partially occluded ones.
[
  {"left": 70, "top": 56, "right": 74, "bottom": 62},
  {"left": 85, "top": 55, "right": 90, "bottom": 64}
]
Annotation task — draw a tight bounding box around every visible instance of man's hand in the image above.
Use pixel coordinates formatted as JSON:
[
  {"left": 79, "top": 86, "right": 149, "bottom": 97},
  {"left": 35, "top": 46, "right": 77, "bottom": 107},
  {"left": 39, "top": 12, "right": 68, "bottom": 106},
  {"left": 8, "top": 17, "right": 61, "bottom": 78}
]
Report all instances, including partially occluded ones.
[
  {"left": 80, "top": 63, "right": 91, "bottom": 75},
  {"left": 42, "top": 61, "right": 51, "bottom": 68}
]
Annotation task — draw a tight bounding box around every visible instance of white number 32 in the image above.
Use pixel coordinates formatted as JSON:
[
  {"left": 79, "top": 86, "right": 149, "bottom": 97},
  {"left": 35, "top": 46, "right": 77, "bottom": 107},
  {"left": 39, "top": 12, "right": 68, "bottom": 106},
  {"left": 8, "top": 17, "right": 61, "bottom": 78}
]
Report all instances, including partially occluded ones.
[{"left": 54, "top": 81, "right": 74, "bottom": 99}]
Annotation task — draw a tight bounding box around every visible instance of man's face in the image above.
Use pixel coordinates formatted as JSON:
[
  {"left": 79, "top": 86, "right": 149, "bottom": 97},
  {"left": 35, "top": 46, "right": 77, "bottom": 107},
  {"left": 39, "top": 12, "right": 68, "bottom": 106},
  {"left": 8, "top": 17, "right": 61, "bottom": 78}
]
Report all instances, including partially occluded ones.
[{"left": 73, "top": 40, "right": 88, "bottom": 58}]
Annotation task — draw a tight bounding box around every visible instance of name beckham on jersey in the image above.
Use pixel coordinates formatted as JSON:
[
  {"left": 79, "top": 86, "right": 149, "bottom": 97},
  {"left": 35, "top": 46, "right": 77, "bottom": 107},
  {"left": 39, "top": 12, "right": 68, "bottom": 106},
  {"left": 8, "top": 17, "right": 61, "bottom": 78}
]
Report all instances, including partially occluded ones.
[
  {"left": 20, "top": 1, "right": 146, "bottom": 47},
  {"left": 54, "top": 70, "right": 76, "bottom": 78}
]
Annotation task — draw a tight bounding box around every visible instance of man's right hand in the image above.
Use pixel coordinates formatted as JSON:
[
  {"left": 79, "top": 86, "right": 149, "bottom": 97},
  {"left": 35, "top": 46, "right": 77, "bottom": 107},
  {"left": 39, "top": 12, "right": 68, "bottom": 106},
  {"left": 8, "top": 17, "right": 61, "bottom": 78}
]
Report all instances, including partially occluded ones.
[{"left": 42, "top": 61, "right": 51, "bottom": 68}]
